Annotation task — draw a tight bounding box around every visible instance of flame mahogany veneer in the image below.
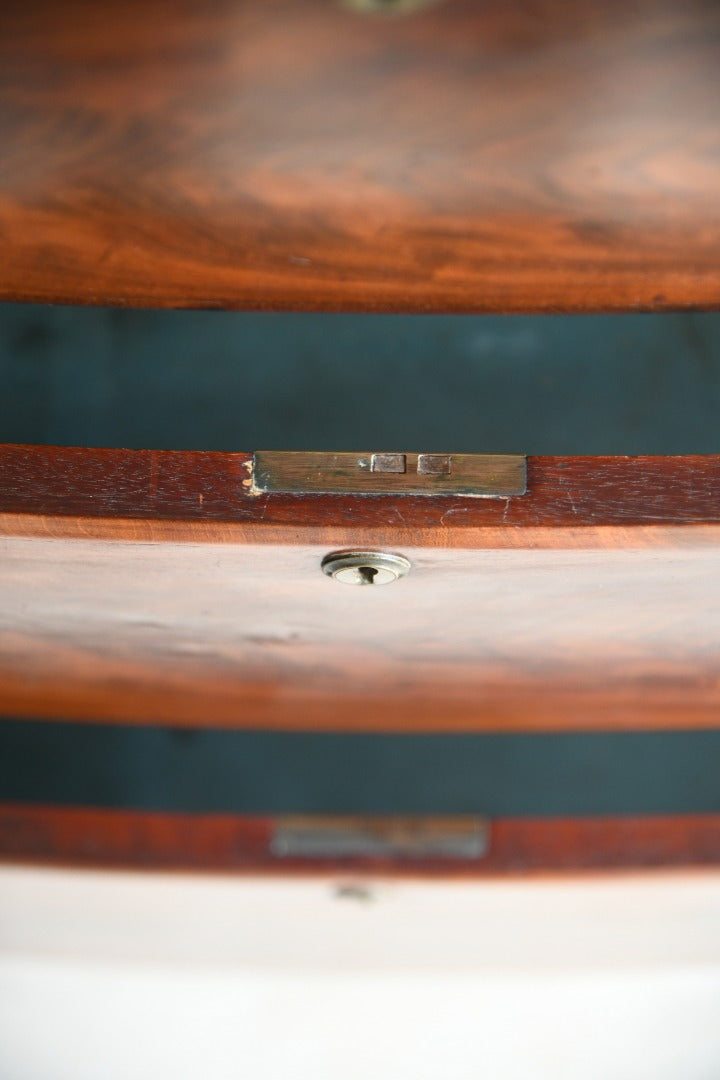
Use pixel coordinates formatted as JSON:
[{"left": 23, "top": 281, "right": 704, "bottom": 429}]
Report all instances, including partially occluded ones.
[{"left": 1, "top": 0, "right": 720, "bottom": 312}]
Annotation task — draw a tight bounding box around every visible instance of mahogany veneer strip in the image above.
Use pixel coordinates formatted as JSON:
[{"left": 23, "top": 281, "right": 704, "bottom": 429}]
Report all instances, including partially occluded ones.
[
  {"left": 1, "top": 446, "right": 720, "bottom": 545},
  {"left": 1, "top": 805, "right": 719, "bottom": 875}
]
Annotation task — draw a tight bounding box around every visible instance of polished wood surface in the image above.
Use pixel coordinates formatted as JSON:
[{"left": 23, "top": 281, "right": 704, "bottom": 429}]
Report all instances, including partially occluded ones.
[
  {"left": 2, "top": 806, "right": 719, "bottom": 875},
  {"left": 1, "top": 446, "right": 720, "bottom": 731},
  {"left": 2, "top": 445, "right": 720, "bottom": 545},
  {"left": 1, "top": 0, "right": 719, "bottom": 312},
  {"left": 3, "top": 535, "right": 720, "bottom": 730}
]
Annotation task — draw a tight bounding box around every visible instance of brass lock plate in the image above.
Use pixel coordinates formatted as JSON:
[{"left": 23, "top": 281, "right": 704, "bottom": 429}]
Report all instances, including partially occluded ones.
[
  {"left": 251, "top": 451, "right": 527, "bottom": 497},
  {"left": 270, "top": 816, "right": 489, "bottom": 860}
]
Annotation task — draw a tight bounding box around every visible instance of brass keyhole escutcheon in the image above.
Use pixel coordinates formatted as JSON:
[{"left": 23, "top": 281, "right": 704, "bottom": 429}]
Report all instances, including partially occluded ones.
[{"left": 321, "top": 550, "right": 411, "bottom": 585}]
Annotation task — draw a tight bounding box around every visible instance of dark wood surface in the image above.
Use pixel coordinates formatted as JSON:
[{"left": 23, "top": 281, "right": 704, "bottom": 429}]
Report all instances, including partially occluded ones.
[
  {"left": 1, "top": 0, "right": 719, "bottom": 312},
  {"left": 1, "top": 445, "right": 720, "bottom": 731},
  {"left": 1, "top": 804, "right": 718, "bottom": 874},
  {"left": 2, "top": 445, "right": 720, "bottom": 542}
]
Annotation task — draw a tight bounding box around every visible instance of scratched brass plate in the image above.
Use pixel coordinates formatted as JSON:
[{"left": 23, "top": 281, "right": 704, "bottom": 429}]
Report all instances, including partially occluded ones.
[
  {"left": 252, "top": 452, "right": 526, "bottom": 497},
  {"left": 271, "top": 816, "right": 489, "bottom": 860}
]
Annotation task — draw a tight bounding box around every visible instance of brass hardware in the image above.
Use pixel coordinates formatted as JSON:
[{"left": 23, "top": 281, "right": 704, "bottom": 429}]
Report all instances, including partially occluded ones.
[
  {"left": 418, "top": 453, "right": 451, "bottom": 475},
  {"left": 252, "top": 451, "right": 526, "bottom": 497},
  {"left": 341, "top": 0, "right": 442, "bottom": 16},
  {"left": 371, "top": 452, "right": 407, "bottom": 473},
  {"left": 271, "top": 816, "right": 489, "bottom": 860},
  {"left": 321, "top": 550, "right": 411, "bottom": 585}
]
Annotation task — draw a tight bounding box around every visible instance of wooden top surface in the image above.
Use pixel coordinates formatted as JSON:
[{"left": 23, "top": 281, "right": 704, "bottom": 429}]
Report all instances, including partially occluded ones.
[
  {"left": 3, "top": 535, "right": 720, "bottom": 731},
  {"left": 1, "top": 0, "right": 719, "bottom": 313},
  {"left": 1, "top": 445, "right": 720, "bottom": 732}
]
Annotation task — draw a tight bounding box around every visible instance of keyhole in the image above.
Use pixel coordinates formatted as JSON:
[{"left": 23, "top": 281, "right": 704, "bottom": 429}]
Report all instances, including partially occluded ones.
[{"left": 322, "top": 550, "right": 411, "bottom": 585}]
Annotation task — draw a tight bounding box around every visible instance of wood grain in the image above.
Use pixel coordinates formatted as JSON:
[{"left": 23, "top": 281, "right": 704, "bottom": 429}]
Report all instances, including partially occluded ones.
[
  {"left": 1, "top": 0, "right": 719, "bottom": 312},
  {"left": 2, "top": 445, "right": 720, "bottom": 546},
  {"left": 1, "top": 446, "right": 720, "bottom": 731},
  {"left": 1, "top": 804, "right": 718, "bottom": 874}
]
